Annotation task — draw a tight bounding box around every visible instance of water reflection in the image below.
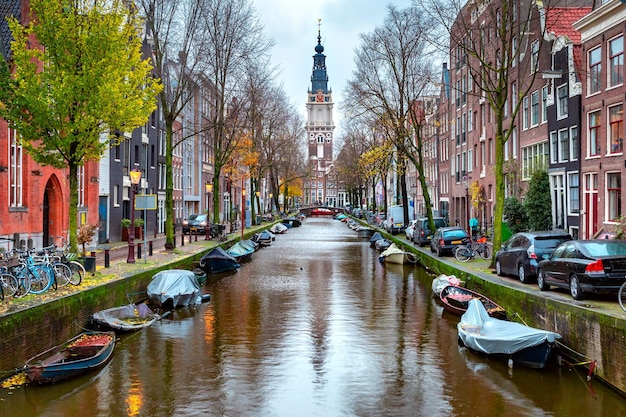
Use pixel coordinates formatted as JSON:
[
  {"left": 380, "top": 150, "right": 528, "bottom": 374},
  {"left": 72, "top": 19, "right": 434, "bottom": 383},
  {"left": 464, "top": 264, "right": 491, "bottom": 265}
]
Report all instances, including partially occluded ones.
[{"left": 0, "top": 217, "right": 624, "bottom": 417}]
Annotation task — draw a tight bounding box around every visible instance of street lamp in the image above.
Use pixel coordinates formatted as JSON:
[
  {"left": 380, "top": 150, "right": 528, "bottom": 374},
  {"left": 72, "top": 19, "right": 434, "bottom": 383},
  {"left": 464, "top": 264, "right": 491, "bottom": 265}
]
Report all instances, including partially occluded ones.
[
  {"left": 205, "top": 181, "right": 213, "bottom": 240},
  {"left": 269, "top": 193, "right": 273, "bottom": 213},
  {"left": 241, "top": 187, "right": 246, "bottom": 239},
  {"left": 464, "top": 175, "right": 471, "bottom": 236},
  {"left": 127, "top": 169, "right": 142, "bottom": 263}
]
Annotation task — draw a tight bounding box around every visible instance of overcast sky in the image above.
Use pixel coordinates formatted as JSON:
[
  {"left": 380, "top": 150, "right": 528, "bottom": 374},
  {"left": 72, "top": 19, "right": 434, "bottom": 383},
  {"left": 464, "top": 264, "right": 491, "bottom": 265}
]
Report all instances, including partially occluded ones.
[{"left": 253, "top": 0, "right": 414, "bottom": 137}]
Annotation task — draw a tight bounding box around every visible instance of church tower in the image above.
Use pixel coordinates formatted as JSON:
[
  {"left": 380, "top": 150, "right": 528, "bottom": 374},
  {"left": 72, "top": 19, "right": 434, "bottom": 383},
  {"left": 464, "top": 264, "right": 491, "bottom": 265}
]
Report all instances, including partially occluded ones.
[{"left": 305, "top": 20, "right": 336, "bottom": 206}]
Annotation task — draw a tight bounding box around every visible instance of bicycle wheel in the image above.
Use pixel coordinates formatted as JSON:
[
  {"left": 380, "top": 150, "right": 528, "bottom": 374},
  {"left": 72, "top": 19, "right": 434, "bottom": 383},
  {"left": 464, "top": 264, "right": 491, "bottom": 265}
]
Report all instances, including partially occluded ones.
[
  {"left": 29, "top": 267, "right": 52, "bottom": 294},
  {"left": 454, "top": 246, "right": 472, "bottom": 262},
  {"left": 0, "top": 273, "right": 19, "bottom": 297},
  {"left": 14, "top": 268, "right": 32, "bottom": 297},
  {"left": 68, "top": 261, "right": 84, "bottom": 285},
  {"left": 619, "top": 281, "right": 626, "bottom": 312},
  {"left": 478, "top": 244, "right": 491, "bottom": 260},
  {"left": 53, "top": 263, "right": 72, "bottom": 287}
]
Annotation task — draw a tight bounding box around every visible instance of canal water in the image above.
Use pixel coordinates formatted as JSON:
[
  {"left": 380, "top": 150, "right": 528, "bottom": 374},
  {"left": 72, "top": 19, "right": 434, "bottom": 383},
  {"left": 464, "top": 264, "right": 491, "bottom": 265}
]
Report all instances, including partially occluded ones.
[{"left": 1, "top": 217, "right": 625, "bottom": 416}]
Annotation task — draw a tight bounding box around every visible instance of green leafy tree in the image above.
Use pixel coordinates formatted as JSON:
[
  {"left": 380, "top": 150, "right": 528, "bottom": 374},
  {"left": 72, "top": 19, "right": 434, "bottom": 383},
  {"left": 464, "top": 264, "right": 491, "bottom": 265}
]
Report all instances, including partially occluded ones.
[
  {"left": 503, "top": 197, "right": 528, "bottom": 234},
  {"left": 524, "top": 170, "right": 552, "bottom": 231},
  {"left": 0, "top": 0, "right": 160, "bottom": 252}
]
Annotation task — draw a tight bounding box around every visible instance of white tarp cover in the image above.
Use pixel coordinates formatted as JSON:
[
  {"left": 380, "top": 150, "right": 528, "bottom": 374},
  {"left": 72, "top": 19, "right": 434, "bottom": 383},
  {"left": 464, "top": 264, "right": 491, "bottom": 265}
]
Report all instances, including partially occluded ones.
[
  {"left": 431, "top": 274, "right": 462, "bottom": 296},
  {"left": 380, "top": 243, "right": 405, "bottom": 258},
  {"left": 458, "top": 298, "right": 561, "bottom": 355},
  {"left": 147, "top": 269, "right": 202, "bottom": 308}
]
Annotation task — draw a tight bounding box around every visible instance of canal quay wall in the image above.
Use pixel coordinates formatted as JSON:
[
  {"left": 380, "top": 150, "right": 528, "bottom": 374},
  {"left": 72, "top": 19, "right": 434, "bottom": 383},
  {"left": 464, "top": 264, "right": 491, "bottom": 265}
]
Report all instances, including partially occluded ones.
[
  {"left": 385, "top": 234, "right": 626, "bottom": 397},
  {"left": 1, "top": 220, "right": 626, "bottom": 397}
]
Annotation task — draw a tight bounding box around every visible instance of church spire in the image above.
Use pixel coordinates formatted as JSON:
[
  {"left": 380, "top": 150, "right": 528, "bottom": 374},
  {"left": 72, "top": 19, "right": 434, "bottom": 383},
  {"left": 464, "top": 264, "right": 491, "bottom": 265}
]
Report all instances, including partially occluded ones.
[{"left": 310, "top": 18, "right": 329, "bottom": 94}]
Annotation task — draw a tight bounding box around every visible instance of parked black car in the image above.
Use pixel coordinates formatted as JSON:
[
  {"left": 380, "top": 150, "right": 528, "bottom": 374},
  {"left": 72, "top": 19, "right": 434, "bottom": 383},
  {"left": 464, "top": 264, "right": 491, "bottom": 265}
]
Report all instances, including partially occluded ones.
[
  {"left": 495, "top": 231, "right": 572, "bottom": 284},
  {"left": 429, "top": 226, "right": 470, "bottom": 257},
  {"left": 413, "top": 217, "right": 448, "bottom": 246},
  {"left": 182, "top": 214, "right": 209, "bottom": 234},
  {"left": 537, "top": 240, "right": 626, "bottom": 300}
]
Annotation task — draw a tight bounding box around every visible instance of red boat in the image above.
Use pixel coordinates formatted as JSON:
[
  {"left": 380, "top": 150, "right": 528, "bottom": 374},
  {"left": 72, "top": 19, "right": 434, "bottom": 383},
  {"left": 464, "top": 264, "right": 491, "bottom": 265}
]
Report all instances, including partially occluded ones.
[
  {"left": 310, "top": 207, "right": 333, "bottom": 216},
  {"left": 439, "top": 285, "right": 507, "bottom": 320}
]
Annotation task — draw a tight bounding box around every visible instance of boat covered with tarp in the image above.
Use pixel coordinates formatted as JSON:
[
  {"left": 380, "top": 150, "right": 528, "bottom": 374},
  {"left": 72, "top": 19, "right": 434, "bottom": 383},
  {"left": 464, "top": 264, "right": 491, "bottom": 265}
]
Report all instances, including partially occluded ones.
[
  {"left": 199, "top": 246, "right": 240, "bottom": 274},
  {"left": 270, "top": 222, "right": 289, "bottom": 234},
  {"left": 147, "top": 269, "right": 202, "bottom": 309},
  {"left": 226, "top": 241, "right": 255, "bottom": 262},
  {"left": 458, "top": 298, "right": 561, "bottom": 369}
]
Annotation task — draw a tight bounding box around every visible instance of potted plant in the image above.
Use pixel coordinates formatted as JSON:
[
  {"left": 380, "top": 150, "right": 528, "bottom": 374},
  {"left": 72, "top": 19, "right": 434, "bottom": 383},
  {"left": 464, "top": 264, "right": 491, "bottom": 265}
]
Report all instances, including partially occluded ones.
[
  {"left": 134, "top": 218, "right": 145, "bottom": 239},
  {"left": 77, "top": 223, "right": 98, "bottom": 272},
  {"left": 121, "top": 218, "right": 132, "bottom": 241}
]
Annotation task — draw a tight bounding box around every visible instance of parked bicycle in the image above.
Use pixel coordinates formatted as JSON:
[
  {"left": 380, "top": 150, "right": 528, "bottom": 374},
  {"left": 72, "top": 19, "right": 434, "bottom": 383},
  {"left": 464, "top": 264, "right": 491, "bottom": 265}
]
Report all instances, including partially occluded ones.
[{"left": 454, "top": 236, "right": 491, "bottom": 262}]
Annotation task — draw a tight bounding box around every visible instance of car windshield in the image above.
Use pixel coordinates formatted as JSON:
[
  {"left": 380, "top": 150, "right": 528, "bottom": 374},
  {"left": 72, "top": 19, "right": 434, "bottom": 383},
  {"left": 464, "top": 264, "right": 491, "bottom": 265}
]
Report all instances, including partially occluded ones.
[
  {"left": 534, "top": 237, "right": 570, "bottom": 250},
  {"left": 434, "top": 219, "right": 447, "bottom": 228},
  {"left": 188, "top": 214, "right": 199, "bottom": 221},
  {"left": 195, "top": 215, "right": 207, "bottom": 222},
  {"left": 582, "top": 241, "right": 626, "bottom": 257}
]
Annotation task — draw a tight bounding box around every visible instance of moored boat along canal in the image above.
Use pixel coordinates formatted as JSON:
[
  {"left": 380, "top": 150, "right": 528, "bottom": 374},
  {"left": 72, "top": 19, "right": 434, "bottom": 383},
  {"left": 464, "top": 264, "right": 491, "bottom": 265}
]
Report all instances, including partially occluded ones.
[{"left": 1, "top": 217, "right": 625, "bottom": 416}]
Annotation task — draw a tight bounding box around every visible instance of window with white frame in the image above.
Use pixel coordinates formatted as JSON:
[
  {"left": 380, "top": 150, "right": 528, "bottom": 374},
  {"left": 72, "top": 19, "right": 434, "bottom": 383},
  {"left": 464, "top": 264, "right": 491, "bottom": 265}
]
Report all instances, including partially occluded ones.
[
  {"left": 531, "top": 40, "right": 539, "bottom": 73},
  {"left": 559, "top": 128, "right": 569, "bottom": 162},
  {"left": 468, "top": 108, "right": 473, "bottom": 132},
  {"left": 77, "top": 166, "right": 85, "bottom": 207},
  {"left": 511, "top": 82, "right": 517, "bottom": 116},
  {"left": 522, "top": 96, "right": 529, "bottom": 129},
  {"left": 568, "top": 172, "right": 579, "bottom": 214},
  {"left": 608, "top": 104, "right": 623, "bottom": 154},
  {"left": 114, "top": 184, "right": 119, "bottom": 207},
  {"left": 550, "top": 131, "right": 558, "bottom": 163},
  {"left": 607, "top": 172, "right": 621, "bottom": 221},
  {"left": 512, "top": 37, "right": 517, "bottom": 67},
  {"left": 9, "top": 128, "right": 22, "bottom": 208},
  {"left": 588, "top": 110, "right": 601, "bottom": 156},
  {"left": 589, "top": 47, "right": 602, "bottom": 94},
  {"left": 521, "top": 141, "right": 548, "bottom": 180},
  {"left": 609, "top": 35, "right": 623, "bottom": 88},
  {"left": 504, "top": 138, "right": 509, "bottom": 161},
  {"left": 556, "top": 84, "right": 568, "bottom": 119},
  {"left": 531, "top": 91, "right": 539, "bottom": 126},
  {"left": 570, "top": 126, "right": 579, "bottom": 161},
  {"left": 512, "top": 127, "right": 518, "bottom": 159},
  {"left": 542, "top": 85, "right": 549, "bottom": 123}
]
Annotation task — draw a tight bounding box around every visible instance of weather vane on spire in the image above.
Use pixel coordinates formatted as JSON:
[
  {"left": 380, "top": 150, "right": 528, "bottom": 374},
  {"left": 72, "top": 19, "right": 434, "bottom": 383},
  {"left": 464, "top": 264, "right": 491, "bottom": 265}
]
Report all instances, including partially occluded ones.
[{"left": 318, "top": 18, "right": 322, "bottom": 36}]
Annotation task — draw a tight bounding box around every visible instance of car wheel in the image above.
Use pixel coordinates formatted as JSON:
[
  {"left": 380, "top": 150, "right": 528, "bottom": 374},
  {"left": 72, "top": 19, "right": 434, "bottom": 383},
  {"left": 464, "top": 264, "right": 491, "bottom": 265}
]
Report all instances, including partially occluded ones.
[
  {"left": 495, "top": 260, "right": 503, "bottom": 276},
  {"left": 570, "top": 275, "right": 584, "bottom": 300},
  {"left": 537, "top": 269, "right": 550, "bottom": 291},
  {"left": 518, "top": 264, "right": 528, "bottom": 284},
  {"left": 436, "top": 246, "right": 442, "bottom": 257},
  {"left": 430, "top": 244, "right": 435, "bottom": 253}
]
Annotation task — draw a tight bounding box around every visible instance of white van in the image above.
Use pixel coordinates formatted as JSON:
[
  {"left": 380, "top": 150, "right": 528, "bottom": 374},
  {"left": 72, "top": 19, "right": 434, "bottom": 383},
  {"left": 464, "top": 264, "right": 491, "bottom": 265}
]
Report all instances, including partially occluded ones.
[{"left": 385, "top": 205, "right": 415, "bottom": 234}]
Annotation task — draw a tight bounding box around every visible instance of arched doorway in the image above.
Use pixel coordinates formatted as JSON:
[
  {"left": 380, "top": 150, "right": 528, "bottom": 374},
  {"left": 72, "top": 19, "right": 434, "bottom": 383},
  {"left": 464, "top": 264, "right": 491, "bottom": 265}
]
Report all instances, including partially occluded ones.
[{"left": 43, "top": 175, "right": 64, "bottom": 246}]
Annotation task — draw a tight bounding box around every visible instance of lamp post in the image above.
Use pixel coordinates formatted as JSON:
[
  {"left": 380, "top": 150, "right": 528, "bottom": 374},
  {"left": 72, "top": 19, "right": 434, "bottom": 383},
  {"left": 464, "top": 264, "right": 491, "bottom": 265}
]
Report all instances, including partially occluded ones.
[
  {"left": 463, "top": 175, "right": 471, "bottom": 236},
  {"left": 241, "top": 187, "right": 246, "bottom": 239},
  {"left": 205, "top": 181, "right": 213, "bottom": 240},
  {"left": 269, "top": 193, "right": 273, "bottom": 213},
  {"left": 127, "top": 169, "right": 142, "bottom": 263},
  {"left": 255, "top": 191, "right": 261, "bottom": 223}
]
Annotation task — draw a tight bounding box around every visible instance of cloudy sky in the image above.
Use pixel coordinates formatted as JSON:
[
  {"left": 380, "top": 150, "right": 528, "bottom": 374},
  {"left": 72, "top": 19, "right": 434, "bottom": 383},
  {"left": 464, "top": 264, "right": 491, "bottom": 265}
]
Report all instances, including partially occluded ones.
[{"left": 253, "top": 0, "right": 414, "bottom": 136}]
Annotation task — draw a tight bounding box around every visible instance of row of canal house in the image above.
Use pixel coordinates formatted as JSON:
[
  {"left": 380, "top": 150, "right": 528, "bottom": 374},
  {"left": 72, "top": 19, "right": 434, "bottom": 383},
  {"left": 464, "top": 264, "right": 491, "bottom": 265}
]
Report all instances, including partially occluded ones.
[
  {"left": 411, "top": 0, "right": 626, "bottom": 240},
  {"left": 0, "top": 1, "right": 242, "bottom": 252}
]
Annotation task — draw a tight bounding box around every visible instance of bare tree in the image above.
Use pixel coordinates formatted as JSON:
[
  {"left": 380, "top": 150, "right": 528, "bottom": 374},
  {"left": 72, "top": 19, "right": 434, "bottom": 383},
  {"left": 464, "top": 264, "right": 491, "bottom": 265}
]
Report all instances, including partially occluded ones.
[
  {"left": 343, "top": 4, "right": 438, "bottom": 230},
  {"left": 420, "top": 0, "right": 583, "bottom": 263},
  {"left": 139, "top": 0, "right": 209, "bottom": 249},
  {"left": 200, "top": 0, "right": 273, "bottom": 223}
]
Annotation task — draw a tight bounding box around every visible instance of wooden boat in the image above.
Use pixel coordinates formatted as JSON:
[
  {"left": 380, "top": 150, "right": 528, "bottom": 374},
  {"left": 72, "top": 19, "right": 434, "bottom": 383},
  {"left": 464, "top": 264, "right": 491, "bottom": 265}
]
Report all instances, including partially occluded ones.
[
  {"left": 24, "top": 331, "right": 115, "bottom": 384},
  {"left": 91, "top": 303, "right": 160, "bottom": 332},
  {"left": 439, "top": 285, "right": 507, "bottom": 320},
  {"left": 147, "top": 269, "right": 203, "bottom": 309},
  {"left": 458, "top": 298, "right": 561, "bottom": 369},
  {"left": 379, "top": 243, "right": 418, "bottom": 265},
  {"left": 199, "top": 247, "right": 240, "bottom": 274},
  {"left": 226, "top": 241, "right": 255, "bottom": 263},
  {"left": 194, "top": 268, "right": 207, "bottom": 285}
]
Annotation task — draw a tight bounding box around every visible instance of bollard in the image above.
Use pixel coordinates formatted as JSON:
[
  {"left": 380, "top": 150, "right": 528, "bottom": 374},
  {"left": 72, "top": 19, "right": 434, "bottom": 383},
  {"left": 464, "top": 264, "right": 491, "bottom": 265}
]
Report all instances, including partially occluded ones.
[
  {"left": 137, "top": 243, "right": 142, "bottom": 260},
  {"left": 195, "top": 229, "right": 198, "bottom": 242},
  {"left": 104, "top": 249, "right": 110, "bottom": 268},
  {"left": 189, "top": 230, "right": 192, "bottom": 244},
  {"left": 181, "top": 233, "right": 184, "bottom": 246},
  {"left": 149, "top": 240, "right": 153, "bottom": 256}
]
